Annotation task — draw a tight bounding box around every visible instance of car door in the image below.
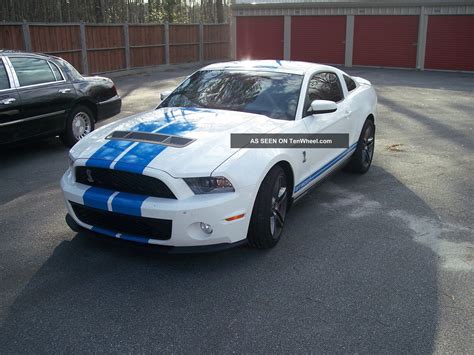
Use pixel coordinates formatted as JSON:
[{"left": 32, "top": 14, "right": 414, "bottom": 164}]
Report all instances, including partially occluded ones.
[
  {"left": 296, "top": 71, "right": 352, "bottom": 193},
  {"left": 6, "top": 56, "right": 76, "bottom": 139},
  {"left": 0, "top": 57, "right": 22, "bottom": 144}
]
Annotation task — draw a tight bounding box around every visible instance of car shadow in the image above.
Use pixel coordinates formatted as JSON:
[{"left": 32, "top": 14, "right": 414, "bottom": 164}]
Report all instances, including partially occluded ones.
[
  {"left": 377, "top": 95, "right": 473, "bottom": 151},
  {"left": 0, "top": 166, "right": 439, "bottom": 353}
]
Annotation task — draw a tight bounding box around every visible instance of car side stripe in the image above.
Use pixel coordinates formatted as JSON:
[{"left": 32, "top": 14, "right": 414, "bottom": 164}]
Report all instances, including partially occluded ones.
[
  {"left": 82, "top": 186, "right": 116, "bottom": 211},
  {"left": 294, "top": 143, "right": 358, "bottom": 193}
]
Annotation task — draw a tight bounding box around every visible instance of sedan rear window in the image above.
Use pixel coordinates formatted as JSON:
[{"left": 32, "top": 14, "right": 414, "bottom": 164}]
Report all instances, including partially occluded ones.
[
  {"left": 57, "top": 58, "right": 83, "bottom": 81},
  {"left": 10, "top": 57, "right": 56, "bottom": 87},
  {"left": 50, "top": 62, "right": 63, "bottom": 81},
  {"left": 160, "top": 70, "right": 303, "bottom": 121}
]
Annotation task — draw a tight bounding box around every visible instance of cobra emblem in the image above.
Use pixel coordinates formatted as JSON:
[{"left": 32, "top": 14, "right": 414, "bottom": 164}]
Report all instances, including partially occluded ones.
[{"left": 86, "top": 169, "right": 94, "bottom": 183}]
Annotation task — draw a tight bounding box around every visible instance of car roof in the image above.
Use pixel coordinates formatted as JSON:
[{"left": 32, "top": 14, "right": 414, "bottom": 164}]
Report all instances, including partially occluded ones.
[
  {"left": 202, "top": 60, "right": 340, "bottom": 75},
  {"left": 0, "top": 50, "right": 57, "bottom": 60}
]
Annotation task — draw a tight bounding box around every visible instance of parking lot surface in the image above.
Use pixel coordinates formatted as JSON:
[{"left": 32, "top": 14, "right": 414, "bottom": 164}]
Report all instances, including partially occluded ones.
[{"left": 0, "top": 65, "right": 473, "bottom": 353}]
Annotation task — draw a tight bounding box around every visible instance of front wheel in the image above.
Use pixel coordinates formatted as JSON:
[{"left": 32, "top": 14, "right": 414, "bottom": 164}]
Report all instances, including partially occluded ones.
[
  {"left": 248, "top": 165, "right": 288, "bottom": 249},
  {"left": 61, "top": 105, "right": 95, "bottom": 147},
  {"left": 345, "top": 119, "right": 375, "bottom": 174}
]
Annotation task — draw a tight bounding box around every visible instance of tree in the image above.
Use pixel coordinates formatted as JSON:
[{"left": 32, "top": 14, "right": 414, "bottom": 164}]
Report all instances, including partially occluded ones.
[{"left": 216, "top": 0, "right": 224, "bottom": 23}]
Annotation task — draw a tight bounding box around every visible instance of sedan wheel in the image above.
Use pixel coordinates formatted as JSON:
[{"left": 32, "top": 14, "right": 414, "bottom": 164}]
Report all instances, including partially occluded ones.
[
  {"left": 61, "top": 105, "right": 95, "bottom": 147},
  {"left": 72, "top": 111, "right": 92, "bottom": 140}
]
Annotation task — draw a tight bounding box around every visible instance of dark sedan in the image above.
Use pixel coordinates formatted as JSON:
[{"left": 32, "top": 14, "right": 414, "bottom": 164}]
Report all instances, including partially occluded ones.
[{"left": 0, "top": 51, "right": 121, "bottom": 147}]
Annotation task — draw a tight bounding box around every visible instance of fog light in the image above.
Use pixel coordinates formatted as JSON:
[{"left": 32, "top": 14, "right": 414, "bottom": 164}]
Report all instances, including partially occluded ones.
[{"left": 200, "top": 222, "right": 213, "bottom": 234}]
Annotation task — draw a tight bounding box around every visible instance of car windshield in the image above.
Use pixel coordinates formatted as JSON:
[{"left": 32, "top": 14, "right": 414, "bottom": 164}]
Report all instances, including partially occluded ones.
[{"left": 159, "top": 70, "right": 303, "bottom": 121}]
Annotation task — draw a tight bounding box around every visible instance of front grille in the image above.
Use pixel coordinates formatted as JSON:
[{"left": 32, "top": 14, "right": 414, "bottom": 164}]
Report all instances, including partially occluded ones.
[
  {"left": 76, "top": 167, "right": 176, "bottom": 199},
  {"left": 70, "top": 202, "right": 172, "bottom": 240}
]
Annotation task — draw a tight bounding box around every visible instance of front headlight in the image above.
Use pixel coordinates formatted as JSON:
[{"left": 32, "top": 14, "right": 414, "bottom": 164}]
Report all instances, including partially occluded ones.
[{"left": 184, "top": 176, "right": 235, "bottom": 194}]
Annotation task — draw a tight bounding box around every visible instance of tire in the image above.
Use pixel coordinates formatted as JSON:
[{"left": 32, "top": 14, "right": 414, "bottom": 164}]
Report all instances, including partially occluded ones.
[
  {"left": 61, "top": 105, "right": 95, "bottom": 147},
  {"left": 345, "top": 118, "right": 375, "bottom": 174},
  {"left": 247, "top": 165, "right": 289, "bottom": 249}
]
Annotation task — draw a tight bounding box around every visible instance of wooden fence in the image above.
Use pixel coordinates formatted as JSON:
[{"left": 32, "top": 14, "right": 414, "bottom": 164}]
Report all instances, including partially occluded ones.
[{"left": 0, "top": 22, "right": 230, "bottom": 74}]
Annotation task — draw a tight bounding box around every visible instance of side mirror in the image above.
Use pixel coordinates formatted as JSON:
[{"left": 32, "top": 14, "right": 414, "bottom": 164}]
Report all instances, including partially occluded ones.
[
  {"left": 310, "top": 100, "right": 337, "bottom": 114},
  {"left": 160, "top": 90, "right": 172, "bottom": 101}
]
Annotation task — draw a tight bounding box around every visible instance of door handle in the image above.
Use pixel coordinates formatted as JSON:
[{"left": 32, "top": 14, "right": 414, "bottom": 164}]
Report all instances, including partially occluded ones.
[
  {"left": 0, "top": 98, "right": 16, "bottom": 105},
  {"left": 58, "top": 88, "right": 72, "bottom": 94}
]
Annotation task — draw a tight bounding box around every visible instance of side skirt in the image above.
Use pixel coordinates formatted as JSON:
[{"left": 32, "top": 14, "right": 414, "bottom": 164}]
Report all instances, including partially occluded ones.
[{"left": 291, "top": 152, "right": 354, "bottom": 205}]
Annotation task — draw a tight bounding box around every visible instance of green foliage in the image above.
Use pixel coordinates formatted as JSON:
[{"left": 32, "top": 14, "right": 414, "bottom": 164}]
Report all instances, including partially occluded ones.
[{"left": 2, "top": 0, "right": 230, "bottom": 24}]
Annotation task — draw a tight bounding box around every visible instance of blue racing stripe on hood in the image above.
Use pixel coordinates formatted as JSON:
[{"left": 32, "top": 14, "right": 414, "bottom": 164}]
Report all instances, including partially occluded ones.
[
  {"left": 85, "top": 112, "right": 175, "bottom": 168},
  {"left": 113, "top": 120, "right": 197, "bottom": 174},
  {"left": 85, "top": 108, "right": 208, "bottom": 170}
]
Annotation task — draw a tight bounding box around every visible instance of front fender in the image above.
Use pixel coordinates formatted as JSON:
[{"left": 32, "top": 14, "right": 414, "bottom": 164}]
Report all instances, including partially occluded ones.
[{"left": 212, "top": 147, "right": 299, "bottom": 199}]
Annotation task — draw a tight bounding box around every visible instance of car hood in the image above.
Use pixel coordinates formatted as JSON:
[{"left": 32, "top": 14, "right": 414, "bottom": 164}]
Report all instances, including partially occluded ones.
[{"left": 71, "top": 107, "right": 284, "bottom": 177}]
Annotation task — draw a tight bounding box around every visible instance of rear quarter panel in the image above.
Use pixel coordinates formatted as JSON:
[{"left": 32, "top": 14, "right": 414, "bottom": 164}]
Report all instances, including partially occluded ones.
[
  {"left": 72, "top": 77, "right": 117, "bottom": 104},
  {"left": 351, "top": 81, "right": 377, "bottom": 138}
]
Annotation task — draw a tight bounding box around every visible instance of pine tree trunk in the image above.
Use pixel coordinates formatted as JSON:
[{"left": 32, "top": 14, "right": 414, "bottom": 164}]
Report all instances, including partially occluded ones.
[{"left": 216, "top": 0, "right": 224, "bottom": 24}]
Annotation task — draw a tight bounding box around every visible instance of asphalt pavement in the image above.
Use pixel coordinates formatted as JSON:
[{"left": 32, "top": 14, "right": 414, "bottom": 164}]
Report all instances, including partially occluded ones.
[{"left": 0, "top": 64, "right": 473, "bottom": 353}]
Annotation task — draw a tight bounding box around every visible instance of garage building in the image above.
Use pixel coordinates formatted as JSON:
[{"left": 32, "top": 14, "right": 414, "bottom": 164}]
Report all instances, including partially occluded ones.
[{"left": 230, "top": 0, "right": 474, "bottom": 71}]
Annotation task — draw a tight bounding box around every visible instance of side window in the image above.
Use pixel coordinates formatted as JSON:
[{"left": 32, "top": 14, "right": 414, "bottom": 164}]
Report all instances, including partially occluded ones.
[
  {"left": 50, "top": 62, "right": 63, "bottom": 81},
  {"left": 344, "top": 74, "right": 357, "bottom": 92},
  {"left": 0, "top": 61, "right": 10, "bottom": 90},
  {"left": 58, "top": 59, "right": 83, "bottom": 81},
  {"left": 304, "top": 72, "right": 344, "bottom": 114},
  {"left": 10, "top": 57, "right": 56, "bottom": 87}
]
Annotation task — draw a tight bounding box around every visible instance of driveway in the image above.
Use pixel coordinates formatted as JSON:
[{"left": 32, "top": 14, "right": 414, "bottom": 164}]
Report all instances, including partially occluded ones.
[{"left": 0, "top": 65, "right": 472, "bottom": 353}]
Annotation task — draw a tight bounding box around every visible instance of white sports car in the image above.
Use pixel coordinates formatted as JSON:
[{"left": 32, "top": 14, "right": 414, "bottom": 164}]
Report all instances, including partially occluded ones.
[{"left": 61, "top": 60, "right": 377, "bottom": 251}]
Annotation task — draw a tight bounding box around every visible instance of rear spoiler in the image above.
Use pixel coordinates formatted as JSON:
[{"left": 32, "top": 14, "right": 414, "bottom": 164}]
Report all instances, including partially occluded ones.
[{"left": 353, "top": 76, "right": 372, "bottom": 86}]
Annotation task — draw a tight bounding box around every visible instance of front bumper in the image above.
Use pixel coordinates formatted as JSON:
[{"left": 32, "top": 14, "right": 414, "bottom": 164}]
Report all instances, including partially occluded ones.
[
  {"left": 97, "top": 95, "right": 121, "bottom": 121},
  {"left": 61, "top": 168, "right": 256, "bottom": 247},
  {"left": 65, "top": 213, "right": 247, "bottom": 253}
]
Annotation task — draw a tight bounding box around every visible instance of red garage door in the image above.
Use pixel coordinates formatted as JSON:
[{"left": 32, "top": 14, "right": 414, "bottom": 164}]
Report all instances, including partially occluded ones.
[
  {"left": 291, "top": 16, "right": 346, "bottom": 64},
  {"left": 236, "top": 16, "right": 284, "bottom": 60},
  {"left": 425, "top": 16, "right": 474, "bottom": 71},
  {"left": 353, "top": 16, "right": 418, "bottom": 68}
]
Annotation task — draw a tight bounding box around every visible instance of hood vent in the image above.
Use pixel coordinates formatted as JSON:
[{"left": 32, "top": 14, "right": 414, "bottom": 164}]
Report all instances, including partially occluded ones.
[{"left": 105, "top": 130, "right": 195, "bottom": 148}]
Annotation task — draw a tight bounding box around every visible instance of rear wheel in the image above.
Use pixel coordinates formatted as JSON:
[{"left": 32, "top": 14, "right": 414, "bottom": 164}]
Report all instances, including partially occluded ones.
[
  {"left": 248, "top": 165, "right": 288, "bottom": 249},
  {"left": 345, "top": 119, "right": 375, "bottom": 174},
  {"left": 61, "top": 105, "right": 95, "bottom": 147}
]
